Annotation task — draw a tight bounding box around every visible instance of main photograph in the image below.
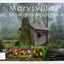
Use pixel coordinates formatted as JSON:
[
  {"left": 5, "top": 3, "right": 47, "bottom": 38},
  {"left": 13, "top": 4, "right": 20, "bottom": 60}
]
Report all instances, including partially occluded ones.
[{"left": 0, "top": 3, "right": 64, "bottom": 61}]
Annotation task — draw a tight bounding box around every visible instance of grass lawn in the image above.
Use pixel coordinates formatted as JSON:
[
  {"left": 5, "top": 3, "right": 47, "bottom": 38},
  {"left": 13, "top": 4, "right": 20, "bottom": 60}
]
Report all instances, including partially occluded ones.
[
  {"left": 4, "top": 44, "right": 14, "bottom": 49},
  {"left": 3, "top": 39, "right": 19, "bottom": 42}
]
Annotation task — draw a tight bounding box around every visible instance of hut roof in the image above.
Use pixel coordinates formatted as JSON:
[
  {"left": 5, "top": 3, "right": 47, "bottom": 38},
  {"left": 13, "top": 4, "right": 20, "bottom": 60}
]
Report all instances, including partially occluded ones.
[{"left": 30, "top": 23, "right": 50, "bottom": 31}]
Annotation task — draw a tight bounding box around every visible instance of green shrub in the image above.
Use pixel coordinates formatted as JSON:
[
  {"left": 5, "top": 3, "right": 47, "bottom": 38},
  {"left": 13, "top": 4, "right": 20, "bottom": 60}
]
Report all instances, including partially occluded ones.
[
  {"left": 0, "top": 37, "right": 5, "bottom": 49},
  {"left": 44, "top": 41, "right": 63, "bottom": 49},
  {"left": 17, "top": 42, "right": 33, "bottom": 48},
  {"left": 0, "top": 37, "right": 3, "bottom": 42},
  {"left": 0, "top": 42, "right": 5, "bottom": 49}
]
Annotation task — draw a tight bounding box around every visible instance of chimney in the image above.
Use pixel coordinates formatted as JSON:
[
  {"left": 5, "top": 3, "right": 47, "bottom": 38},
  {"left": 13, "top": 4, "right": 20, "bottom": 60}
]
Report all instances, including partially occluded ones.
[{"left": 22, "top": 17, "right": 30, "bottom": 26}]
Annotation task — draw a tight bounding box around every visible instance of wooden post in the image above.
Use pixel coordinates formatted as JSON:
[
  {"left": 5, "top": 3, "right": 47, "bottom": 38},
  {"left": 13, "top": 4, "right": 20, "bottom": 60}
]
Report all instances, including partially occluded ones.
[
  {"left": 46, "top": 3, "right": 48, "bottom": 28},
  {"left": 34, "top": 7, "right": 35, "bottom": 23},
  {"left": 46, "top": 32, "right": 48, "bottom": 44},
  {"left": 46, "top": 3, "right": 48, "bottom": 44},
  {"left": 38, "top": 16, "right": 41, "bottom": 24}
]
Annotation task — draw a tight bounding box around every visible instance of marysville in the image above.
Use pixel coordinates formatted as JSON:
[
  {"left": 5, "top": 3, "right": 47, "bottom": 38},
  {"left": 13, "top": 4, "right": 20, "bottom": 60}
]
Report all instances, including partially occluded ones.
[{"left": 9, "top": 5, "right": 49, "bottom": 12}]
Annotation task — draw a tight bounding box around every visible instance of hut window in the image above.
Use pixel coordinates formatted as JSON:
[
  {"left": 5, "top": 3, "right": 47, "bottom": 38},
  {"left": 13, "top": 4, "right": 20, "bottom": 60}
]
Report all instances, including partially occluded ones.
[{"left": 37, "top": 33, "right": 41, "bottom": 37}]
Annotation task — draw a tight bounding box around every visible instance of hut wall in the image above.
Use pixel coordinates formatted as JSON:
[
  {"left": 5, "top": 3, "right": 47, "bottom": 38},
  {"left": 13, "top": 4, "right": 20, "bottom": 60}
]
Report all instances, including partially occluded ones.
[
  {"left": 30, "top": 29, "right": 35, "bottom": 44},
  {"left": 34, "top": 31, "right": 46, "bottom": 45}
]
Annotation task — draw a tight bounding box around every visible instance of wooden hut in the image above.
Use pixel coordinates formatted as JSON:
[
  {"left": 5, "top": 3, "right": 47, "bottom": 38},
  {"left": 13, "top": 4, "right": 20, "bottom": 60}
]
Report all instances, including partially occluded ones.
[{"left": 20, "top": 17, "right": 49, "bottom": 46}]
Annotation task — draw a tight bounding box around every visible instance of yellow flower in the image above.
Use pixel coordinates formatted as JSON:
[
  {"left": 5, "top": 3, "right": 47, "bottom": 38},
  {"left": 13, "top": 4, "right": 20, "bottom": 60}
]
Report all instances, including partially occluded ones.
[
  {"left": 33, "top": 49, "right": 36, "bottom": 54},
  {"left": 15, "top": 52, "right": 18, "bottom": 55},
  {"left": 40, "top": 52, "right": 44, "bottom": 56},
  {"left": 20, "top": 51, "right": 26, "bottom": 56}
]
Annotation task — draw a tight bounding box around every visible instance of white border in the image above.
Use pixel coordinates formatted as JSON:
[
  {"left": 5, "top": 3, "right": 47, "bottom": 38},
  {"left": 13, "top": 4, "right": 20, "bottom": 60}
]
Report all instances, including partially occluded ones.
[
  {"left": 0, "top": 0, "right": 64, "bottom": 3},
  {"left": 0, "top": 61, "right": 64, "bottom": 64}
]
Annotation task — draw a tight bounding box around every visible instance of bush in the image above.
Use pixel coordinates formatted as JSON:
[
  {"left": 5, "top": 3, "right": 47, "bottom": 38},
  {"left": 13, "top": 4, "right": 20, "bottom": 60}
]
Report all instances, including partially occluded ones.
[
  {"left": 0, "top": 42, "right": 5, "bottom": 50},
  {"left": 0, "top": 37, "right": 3, "bottom": 42},
  {"left": 16, "top": 42, "right": 33, "bottom": 48},
  {"left": 0, "top": 37, "right": 5, "bottom": 49},
  {"left": 56, "top": 39, "right": 61, "bottom": 44},
  {"left": 0, "top": 43, "right": 5, "bottom": 49},
  {"left": 44, "top": 41, "right": 63, "bottom": 49}
]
